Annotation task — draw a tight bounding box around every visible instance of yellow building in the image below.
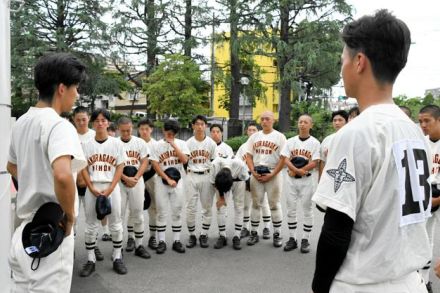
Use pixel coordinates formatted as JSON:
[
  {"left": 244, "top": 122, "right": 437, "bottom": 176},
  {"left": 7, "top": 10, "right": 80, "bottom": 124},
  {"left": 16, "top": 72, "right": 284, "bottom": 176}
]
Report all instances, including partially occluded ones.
[{"left": 213, "top": 39, "right": 280, "bottom": 120}]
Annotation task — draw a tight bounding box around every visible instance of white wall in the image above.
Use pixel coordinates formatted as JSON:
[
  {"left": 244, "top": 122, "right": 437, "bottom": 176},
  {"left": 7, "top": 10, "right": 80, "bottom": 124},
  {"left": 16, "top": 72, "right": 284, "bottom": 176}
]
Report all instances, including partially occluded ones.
[{"left": 0, "top": 0, "right": 12, "bottom": 291}]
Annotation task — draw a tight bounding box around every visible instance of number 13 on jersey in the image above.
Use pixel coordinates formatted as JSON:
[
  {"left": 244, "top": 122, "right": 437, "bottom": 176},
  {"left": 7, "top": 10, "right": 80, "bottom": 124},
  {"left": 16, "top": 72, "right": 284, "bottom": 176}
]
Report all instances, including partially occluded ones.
[{"left": 393, "top": 140, "right": 432, "bottom": 227}]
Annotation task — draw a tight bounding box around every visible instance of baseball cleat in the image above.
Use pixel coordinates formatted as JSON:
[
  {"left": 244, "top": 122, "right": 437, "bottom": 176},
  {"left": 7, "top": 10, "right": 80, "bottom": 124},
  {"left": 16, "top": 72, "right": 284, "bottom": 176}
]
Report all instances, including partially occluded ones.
[
  {"left": 426, "top": 281, "right": 433, "bottom": 293},
  {"left": 101, "top": 233, "right": 112, "bottom": 242},
  {"left": 247, "top": 231, "right": 259, "bottom": 246},
  {"left": 172, "top": 241, "right": 186, "bottom": 253},
  {"left": 273, "top": 232, "right": 283, "bottom": 248},
  {"left": 300, "top": 239, "right": 310, "bottom": 253},
  {"left": 125, "top": 237, "right": 135, "bottom": 252},
  {"left": 148, "top": 236, "right": 158, "bottom": 250},
  {"left": 214, "top": 236, "right": 227, "bottom": 249},
  {"left": 79, "top": 261, "right": 95, "bottom": 277},
  {"left": 284, "top": 237, "right": 298, "bottom": 251},
  {"left": 199, "top": 234, "right": 209, "bottom": 248},
  {"left": 186, "top": 235, "right": 197, "bottom": 248},
  {"left": 232, "top": 236, "right": 242, "bottom": 250},
  {"left": 134, "top": 245, "right": 151, "bottom": 259},
  {"left": 240, "top": 227, "right": 250, "bottom": 239},
  {"left": 94, "top": 247, "right": 104, "bottom": 261},
  {"left": 156, "top": 241, "right": 167, "bottom": 254},
  {"left": 262, "top": 227, "right": 271, "bottom": 239},
  {"left": 113, "top": 258, "right": 127, "bottom": 275}
]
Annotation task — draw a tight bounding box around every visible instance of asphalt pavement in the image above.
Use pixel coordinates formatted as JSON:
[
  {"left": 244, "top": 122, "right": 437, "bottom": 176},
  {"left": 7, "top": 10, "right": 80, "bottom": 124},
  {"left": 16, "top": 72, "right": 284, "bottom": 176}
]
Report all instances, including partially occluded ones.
[{"left": 71, "top": 193, "right": 440, "bottom": 293}]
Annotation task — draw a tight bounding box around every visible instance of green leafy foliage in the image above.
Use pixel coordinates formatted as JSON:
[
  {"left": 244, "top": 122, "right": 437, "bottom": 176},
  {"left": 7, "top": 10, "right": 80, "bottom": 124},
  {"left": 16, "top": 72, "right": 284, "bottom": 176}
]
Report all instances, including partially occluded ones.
[{"left": 143, "top": 54, "right": 210, "bottom": 126}]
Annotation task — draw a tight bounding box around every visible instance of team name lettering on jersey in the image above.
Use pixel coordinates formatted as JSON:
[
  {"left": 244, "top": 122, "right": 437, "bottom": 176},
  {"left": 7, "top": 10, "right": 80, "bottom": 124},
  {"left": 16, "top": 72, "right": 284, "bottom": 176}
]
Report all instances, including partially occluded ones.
[
  {"left": 291, "top": 149, "right": 312, "bottom": 159},
  {"left": 253, "top": 141, "right": 279, "bottom": 154},
  {"left": 88, "top": 154, "right": 117, "bottom": 172},
  {"left": 125, "top": 150, "right": 141, "bottom": 166},
  {"left": 159, "top": 150, "right": 181, "bottom": 166},
  {"left": 190, "top": 150, "right": 211, "bottom": 164}
]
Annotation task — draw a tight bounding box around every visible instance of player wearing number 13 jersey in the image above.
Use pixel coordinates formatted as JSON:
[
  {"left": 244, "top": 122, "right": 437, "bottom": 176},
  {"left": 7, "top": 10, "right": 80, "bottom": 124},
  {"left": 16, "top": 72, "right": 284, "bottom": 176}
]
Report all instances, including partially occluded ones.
[{"left": 311, "top": 10, "right": 431, "bottom": 293}]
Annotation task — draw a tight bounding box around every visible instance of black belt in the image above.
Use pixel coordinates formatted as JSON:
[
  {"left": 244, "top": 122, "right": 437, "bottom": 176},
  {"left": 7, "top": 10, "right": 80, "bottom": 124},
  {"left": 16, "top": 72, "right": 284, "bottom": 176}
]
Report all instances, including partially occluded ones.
[
  {"left": 294, "top": 173, "right": 312, "bottom": 179},
  {"left": 233, "top": 178, "right": 243, "bottom": 182},
  {"left": 188, "top": 169, "right": 210, "bottom": 175}
]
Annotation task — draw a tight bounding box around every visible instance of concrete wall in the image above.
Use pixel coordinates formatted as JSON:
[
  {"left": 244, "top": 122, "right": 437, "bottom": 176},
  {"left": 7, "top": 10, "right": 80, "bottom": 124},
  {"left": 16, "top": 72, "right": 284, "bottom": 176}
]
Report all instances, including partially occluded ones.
[{"left": 0, "top": 0, "right": 12, "bottom": 291}]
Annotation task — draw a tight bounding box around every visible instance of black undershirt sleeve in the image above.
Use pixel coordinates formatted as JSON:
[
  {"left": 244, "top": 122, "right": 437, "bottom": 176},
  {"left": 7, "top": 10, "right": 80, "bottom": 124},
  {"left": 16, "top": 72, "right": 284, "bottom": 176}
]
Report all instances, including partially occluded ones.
[{"left": 312, "top": 207, "right": 354, "bottom": 293}]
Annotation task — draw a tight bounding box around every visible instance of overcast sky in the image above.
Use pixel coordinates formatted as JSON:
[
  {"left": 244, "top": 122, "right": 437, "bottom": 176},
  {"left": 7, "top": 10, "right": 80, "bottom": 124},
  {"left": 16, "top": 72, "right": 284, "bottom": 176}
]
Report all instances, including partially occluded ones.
[{"left": 343, "top": 0, "right": 440, "bottom": 98}]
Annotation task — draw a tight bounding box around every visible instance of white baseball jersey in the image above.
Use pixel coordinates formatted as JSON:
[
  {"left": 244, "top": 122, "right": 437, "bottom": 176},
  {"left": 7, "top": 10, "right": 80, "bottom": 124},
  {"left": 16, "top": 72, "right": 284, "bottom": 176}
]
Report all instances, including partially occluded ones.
[
  {"left": 142, "top": 137, "right": 156, "bottom": 172},
  {"left": 150, "top": 138, "right": 190, "bottom": 173},
  {"left": 82, "top": 136, "right": 126, "bottom": 183},
  {"left": 186, "top": 136, "right": 217, "bottom": 172},
  {"left": 209, "top": 157, "right": 250, "bottom": 184},
  {"left": 121, "top": 136, "right": 149, "bottom": 169},
  {"left": 281, "top": 135, "right": 320, "bottom": 173},
  {"left": 215, "top": 141, "right": 234, "bottom": 158},
  {"left": 78, "top": 129, "right": 95, "bottom": 144},
  {"left": 428, "top": 137, "right": 440, "bottom": 185},
  {"left": 236, "top": 141, "right": 249, "bottom": 162},
  {"left": 320, "top": 132, "right": 336, "bottom": 163},
  {"left": 8, "top": 107, "right": 87, "bottom": 220},
  {"left": 313, "top": 104, "right": 432, "bottom": 284},
  {"left": 246, "top": 130, "right": 287, "bottom": 168}
]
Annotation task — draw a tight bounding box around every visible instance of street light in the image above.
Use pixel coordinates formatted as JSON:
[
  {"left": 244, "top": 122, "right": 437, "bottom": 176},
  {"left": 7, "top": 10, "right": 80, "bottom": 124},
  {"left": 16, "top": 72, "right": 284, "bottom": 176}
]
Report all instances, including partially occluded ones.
[{"left": 240, "top": 76, "right": 250, "bottom": 133}]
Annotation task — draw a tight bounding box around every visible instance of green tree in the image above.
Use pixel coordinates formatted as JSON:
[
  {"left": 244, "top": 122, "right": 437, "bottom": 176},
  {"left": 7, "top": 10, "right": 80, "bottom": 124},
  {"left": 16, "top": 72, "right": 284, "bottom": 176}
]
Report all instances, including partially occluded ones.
[
  {"left": 249, "top": 0, "right": 352, "bottom": 132},
  {"left": 10, "top": 0, "right": 115, "bottom": 116},
  {"left": 143, "top": 54, "right": 210, "bottom": 125}
]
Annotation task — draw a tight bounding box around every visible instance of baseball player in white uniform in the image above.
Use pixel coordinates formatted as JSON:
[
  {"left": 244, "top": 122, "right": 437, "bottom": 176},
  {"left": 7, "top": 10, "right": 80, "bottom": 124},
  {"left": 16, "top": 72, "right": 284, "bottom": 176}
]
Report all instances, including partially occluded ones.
[
  {"left": 319, "top": 110, "right": 348, "bottom": 178},
  {"left": 73, "top": 106, "right": 108, "bottom": 263},
  {"left": 281, "top": 114, "right": 320, "bottom": 253},
  {"left": 246, "top": 111, "right": 287, "bottom": 247},
  {"left": 311, "top": 10, "right": 431, "bottom": 293},
  {"left": 236, "top": 122, "right": 271, "bottom": 238},
  {"left": 211, "top": 124, "right": 234, "bottom": 158},
  {"left": 7, "top": 53, "right": 87, "bottom": 292},
  {"left": 80, "top": 109, "right": 128, "bottom": 276},
  {"left": 210, "top": 156, "right": 250, "bottom": 250},
  {"left": 150, "top": 119, "right": 189, "bottom": 254},
  {"left": 138, "top": 118, "right": 159, "bottom": 250},
  {"left": 418, "top": 105, "right": 440, "bottom": 293},
  {"left": 117, "top": 117, "right": 150, "bottom": 259},
  {"left": 186, "top": 115, "right": 217, "bottom": 248}
]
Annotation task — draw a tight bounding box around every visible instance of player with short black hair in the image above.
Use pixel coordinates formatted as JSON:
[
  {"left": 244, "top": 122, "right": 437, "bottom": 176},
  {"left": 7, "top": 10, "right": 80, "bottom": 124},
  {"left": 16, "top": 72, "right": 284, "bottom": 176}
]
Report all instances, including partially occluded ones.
[
  {"left": 138, "top": 118, "right": 159, "bottom": 250},
  {"left": 312, "top": 10, "right": 431, "bottom": 293},
  {"left": 418, "top": 104, "right": 440, "bottom": 292},
  {"left": 80, "top": 108, "right": 128, "bottom": 276},
  {"left": 185, "top": 115, "right": 217, "bottom": 248},
  {"left": 400, "top": 105, "right": 412, "bottom": 119},
  {"left": 347, "top": 106, "right": 360, "bottom": 121},
  {"left": 319, "top": 110, "right": 348, "bottom": 178},
  {"left": 8, "top": 52, "right": 87, "bottom": 292},
  {"left": 150, "top": 120, "right": 190, "bottom": 254},
  {"left": 210, "top": 156, "right": 250, "bottom": 250}
]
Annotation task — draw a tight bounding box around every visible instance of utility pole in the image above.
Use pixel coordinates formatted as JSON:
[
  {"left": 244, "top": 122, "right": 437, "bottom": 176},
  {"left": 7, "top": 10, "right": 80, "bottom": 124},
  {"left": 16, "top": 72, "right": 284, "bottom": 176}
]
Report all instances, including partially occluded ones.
[{"left": 210, "top": 12, "right": 215, "bottom": 116}]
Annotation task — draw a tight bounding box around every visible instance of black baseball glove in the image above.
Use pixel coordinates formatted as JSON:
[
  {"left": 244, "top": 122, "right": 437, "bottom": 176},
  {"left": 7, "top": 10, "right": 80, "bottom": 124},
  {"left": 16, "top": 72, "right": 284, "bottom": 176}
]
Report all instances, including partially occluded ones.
[
  {"left": 254, "top": 165, "right": 271, "bottom": 175},
  {"left": 291, "top": 157, "right": 309, "bottom": 169},
  {"left": 123, "top": 166, "right": 138, "bottom": 177},
  {"left": 96, "top": 195, "right": 111, "bottom": 220},
  {"left": 162, "top": 167, "right": 181, "bottom": 185}
]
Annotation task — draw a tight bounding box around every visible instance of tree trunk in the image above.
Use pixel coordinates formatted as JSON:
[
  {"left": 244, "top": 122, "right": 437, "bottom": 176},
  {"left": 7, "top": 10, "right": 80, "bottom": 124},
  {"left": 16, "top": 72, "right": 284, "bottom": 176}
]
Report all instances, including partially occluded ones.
[
  {"left": 184, "top": 0, "right": 192, "bottom": 57},
  {"left": 278, "top": 3, "right": 292, "bottom": 132},
  {"left": 229, "top": 0, "right": 240, "bottom": 119},
  {"left": 146, "top": 0, "right": 157, "bottom": 75}
]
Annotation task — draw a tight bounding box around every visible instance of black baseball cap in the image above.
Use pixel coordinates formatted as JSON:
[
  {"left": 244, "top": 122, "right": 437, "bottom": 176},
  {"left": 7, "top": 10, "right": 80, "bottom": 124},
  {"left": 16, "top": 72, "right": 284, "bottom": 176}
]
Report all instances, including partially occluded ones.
[{"left": 22, "top": 202, "right": 66, "bottom": 270}]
